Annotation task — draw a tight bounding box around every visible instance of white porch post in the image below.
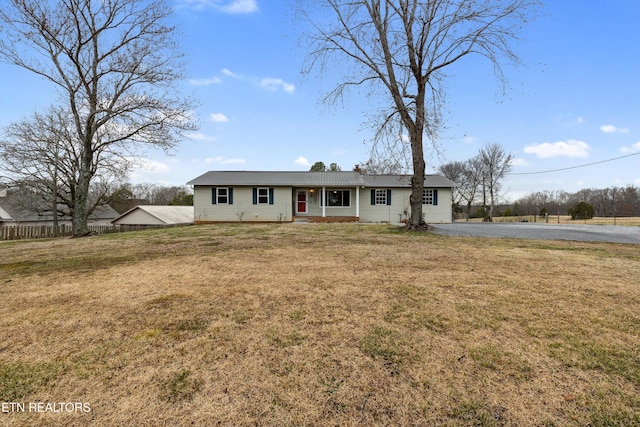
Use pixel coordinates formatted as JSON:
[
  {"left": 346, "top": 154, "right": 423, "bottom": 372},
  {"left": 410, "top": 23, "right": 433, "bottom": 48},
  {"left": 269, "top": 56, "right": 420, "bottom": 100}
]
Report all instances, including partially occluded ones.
[
  {"left": 322, "top": 186, "right": 326, "bottom": 217},
  {"left": 356, "top": 186, "right": 360, "bottom": 218}
]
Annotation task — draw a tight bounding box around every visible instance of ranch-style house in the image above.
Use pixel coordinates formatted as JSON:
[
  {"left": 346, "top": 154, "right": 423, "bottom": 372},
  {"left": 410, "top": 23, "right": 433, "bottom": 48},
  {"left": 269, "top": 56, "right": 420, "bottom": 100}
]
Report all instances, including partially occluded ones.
[{"left": 187, "top": 171, "right": 455, "bottom": 224}]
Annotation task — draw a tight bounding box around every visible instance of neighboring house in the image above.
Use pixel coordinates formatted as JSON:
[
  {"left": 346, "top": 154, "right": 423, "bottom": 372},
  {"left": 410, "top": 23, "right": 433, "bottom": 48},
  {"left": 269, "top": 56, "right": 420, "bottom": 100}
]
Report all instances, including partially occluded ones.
[
  {"left": 0, "top": 206, "right": 13, "bottom": 225},
  {"left": 111, "top": 205, "right": 194, "bottom": 227},
  {"left": 0, "top": 194, "right": 118, "bottom": 227},
  {"left": 187, "top": 171, "right": 455, "bottom": 224}
]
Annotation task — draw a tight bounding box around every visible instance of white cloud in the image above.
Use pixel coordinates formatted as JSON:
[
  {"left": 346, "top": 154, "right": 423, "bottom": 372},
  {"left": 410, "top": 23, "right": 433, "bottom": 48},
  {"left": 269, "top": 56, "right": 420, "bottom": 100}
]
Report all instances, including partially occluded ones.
[
  {"left": 576, "top": 116, "right": 585, "bottom": 124},
  {"left": 260, "top": 78, "right": 295, "bottom": 94},
  {"left": 135, "top": 158, "right": 171, "bottom": 173},
  {"left": 294, "top": 156, "right": 310, "bottom": 167},
  {"left": 222, "top": 68, "right": 239, "bottom": 78},
  {"left": 204, "top": 156, "right": 246, "bottom": 165},
  {"left": 220, "top": 0, "right": 258, "bottom": 14},
  {"left": 186, "top": 132, "right": 217, "bottom": 142},
  {"left": 524, "top": 140, "right": 590, "bottom": 158},
  {"left": 177, "top": 0, "right": 258, "bottom": 14},
  {"left": 600, "top": 124, "right": 630, "bottom": 134},
  {"left": 220, "top": 68, "right": 294, "bottom": 94},
  {"left": 128, "top": 158, "right": 172, "bottom": 181},
  {"left": 210, "top": 113, "right": 229, "bottom": 123},
  {"left": 189, "top": 77, "right": 222, "bottom": 86},
  {"left": 620, "top": 141, "right": 640, "bottom": 153},
  {"left": 463, "top": 136, "right": 475, "bottom": 144}
]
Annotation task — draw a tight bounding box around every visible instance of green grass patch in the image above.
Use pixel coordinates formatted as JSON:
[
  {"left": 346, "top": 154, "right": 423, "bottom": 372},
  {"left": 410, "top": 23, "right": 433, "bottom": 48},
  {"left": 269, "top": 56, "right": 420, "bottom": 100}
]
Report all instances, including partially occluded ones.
[
  {"left": 548, "top": 338, "right": 640, "bottom": 386},
  {"left": 0, "top": 361, "right": 62, "bottom": 401},
  {"left": 160, "top": 370, "right": 203, "bottom": 403},
  {"left": 359, "top": 326, "right": 409, "bottom": 365},
  {"left": 265, "top": 328, "right": 307, "bottom": 348},
  {"left": 468, "top": 344, "right": 533, "bottom": 380},
  {"left": 448, "top": 397, "right": 500, "bottom": 426}
]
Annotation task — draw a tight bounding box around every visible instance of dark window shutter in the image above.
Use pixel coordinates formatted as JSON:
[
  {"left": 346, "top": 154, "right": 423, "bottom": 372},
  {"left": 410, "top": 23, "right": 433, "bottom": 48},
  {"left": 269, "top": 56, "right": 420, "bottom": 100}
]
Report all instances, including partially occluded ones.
[
  {"left": 433, "top": 189, "right": 438, "bottom": 206},
  {"left": 229, "top": 188, "right": 234, "bottom": 205},
  {"left": 252, "top": 188, "right": 257, "bottom": 204},
  {"left": 371, "top": 189, "right": 375, "bottom": 205},
  {"left": 211, "top": 188, "right": 217, "bottom": 204},
  {"left": 269, "top": 188, "right": 274, "bottom": 205},
  {"left": 387, "top": 189, "right": 392, "bottom": 205}
]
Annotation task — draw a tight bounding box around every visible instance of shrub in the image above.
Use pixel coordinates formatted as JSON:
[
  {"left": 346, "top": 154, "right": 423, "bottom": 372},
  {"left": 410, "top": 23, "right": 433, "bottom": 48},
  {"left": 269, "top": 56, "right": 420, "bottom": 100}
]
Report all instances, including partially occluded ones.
[{"left": 568, "top": 201, "right": 595, "bottom": 220}]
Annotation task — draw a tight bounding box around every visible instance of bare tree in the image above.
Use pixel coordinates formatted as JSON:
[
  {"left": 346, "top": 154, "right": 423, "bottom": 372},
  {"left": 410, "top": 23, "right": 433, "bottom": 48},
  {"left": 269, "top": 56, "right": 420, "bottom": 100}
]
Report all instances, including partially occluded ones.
[
  {"left": 438, "top": 157, "right": 483, "bottom": 220},
  {"left": 301, "top": 0, "right": 538, "bottom": 229},
  {"left": 479, "top": 142, "right": 513, "bottom": 221},
  {"left": 0, "top": 106, "right": 128, "bottom": 228},
  {"left": 0, "top": 0, "right": 196, "bottom": 235}
]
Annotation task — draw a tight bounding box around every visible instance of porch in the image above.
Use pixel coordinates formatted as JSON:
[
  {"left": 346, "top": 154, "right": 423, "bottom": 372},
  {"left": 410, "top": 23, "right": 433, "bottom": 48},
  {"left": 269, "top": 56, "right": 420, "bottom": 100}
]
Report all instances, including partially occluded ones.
[
  {"left": 292, "top": 216, "right": 359, "bottom": 223},
  {"left": 293, "top": 187, "right": 361, "bottom": 219}
]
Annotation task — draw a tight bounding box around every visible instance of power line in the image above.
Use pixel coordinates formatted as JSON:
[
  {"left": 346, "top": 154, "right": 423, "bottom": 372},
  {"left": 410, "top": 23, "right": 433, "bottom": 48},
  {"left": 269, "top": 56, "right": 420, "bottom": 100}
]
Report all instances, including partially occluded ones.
[{"left": 510, "top": 151, "right": 640, "bottom": 176}]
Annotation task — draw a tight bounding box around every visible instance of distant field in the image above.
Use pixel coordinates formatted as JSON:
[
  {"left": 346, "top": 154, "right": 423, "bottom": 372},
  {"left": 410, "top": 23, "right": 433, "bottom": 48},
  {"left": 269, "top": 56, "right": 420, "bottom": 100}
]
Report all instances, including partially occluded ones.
[
  {"left": 470, "top": 215, "right": 640, "bottom": 226},
  {"left": 1, "top": 224, "right": 638, "bottom": 426}
]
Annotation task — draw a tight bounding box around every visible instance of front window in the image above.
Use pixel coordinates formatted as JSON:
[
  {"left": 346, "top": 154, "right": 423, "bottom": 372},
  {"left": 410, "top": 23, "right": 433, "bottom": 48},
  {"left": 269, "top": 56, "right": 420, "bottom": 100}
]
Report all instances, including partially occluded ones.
[
  {"left": 217, "top": 188, "right": 229, "bottom": 204},
  {"left": 423, "top": 189, "right": 434, "bottom": 205},
  {"left": 322, "top": 189, "right": 351, "bottom": 207},
  {"left": 257, "top": 187, "right": 269, "bottom": 204},
  {"left": 374, "top": 189, "right": 387, "bottom": 205}
]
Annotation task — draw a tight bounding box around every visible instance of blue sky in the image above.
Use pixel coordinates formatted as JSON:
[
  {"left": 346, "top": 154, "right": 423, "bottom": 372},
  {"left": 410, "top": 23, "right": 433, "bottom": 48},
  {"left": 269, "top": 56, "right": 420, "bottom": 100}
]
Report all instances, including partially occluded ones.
[{"left": 1, "top": 0, "right": 639, "bottom": 201}]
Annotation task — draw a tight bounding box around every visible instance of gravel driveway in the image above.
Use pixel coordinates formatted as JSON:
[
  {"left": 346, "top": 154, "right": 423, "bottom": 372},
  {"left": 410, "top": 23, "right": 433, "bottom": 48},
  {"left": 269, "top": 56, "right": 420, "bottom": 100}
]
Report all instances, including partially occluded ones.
[{"left": 431, "top": 222, "right": 640, "bottom": 244}]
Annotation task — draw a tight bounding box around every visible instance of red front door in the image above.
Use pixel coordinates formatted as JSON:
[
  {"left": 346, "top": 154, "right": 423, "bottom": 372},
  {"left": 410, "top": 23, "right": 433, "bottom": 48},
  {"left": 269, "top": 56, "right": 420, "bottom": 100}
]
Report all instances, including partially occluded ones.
[{"left": 297, "top": 191, "right": 307, "bottom": 213}]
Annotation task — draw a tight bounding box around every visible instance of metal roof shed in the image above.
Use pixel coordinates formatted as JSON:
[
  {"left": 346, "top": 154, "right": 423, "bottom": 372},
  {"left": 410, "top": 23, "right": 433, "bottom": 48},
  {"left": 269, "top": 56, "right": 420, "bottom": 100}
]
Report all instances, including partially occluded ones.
[{"left": 111, "top": 205, "right": 194, "bottom": 226}]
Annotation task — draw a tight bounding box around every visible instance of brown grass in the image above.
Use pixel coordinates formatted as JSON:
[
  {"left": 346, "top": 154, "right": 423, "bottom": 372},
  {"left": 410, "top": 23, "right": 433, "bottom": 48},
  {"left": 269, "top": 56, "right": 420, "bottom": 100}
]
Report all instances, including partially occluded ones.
[{"left": 0, "top": 224, "right": 639, "bottom": 426}]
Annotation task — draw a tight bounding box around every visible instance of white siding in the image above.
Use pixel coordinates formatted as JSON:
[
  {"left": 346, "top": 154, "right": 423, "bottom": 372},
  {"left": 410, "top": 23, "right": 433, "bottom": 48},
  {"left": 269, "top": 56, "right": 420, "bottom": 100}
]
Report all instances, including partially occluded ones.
[
  {"left": 358, "top": 188, "right": 407, "bottom": 223},
  {"left": 421, "top": 187, "right": 453, "bottom": 223},
  {"left": 194, "top": 186, "right": 292, "bottom": 222},
  {"left": 113, "top": 209, "right": 165, "bottom": 225},
  {"left": 193, "top": 185, "right": 452, "bottom": 223},
  {"left": 358, "top": 188, "right": 452, "bottom": 224}
]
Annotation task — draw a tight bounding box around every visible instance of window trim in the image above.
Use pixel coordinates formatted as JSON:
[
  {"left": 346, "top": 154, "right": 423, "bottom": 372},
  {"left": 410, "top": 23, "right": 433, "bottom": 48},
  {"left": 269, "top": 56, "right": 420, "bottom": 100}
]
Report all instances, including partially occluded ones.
[
  {"left": 212, "top": 187, "right": 233, "bottom": 205},
  {"left": 374, "top": 189, "right": 387, "bottom": 205},
  {"left": 217, "top": 187, "right": 229, "bottom": 204},
  {"left": 257, "top": 187, "right": 269, "bottom": 204},
  {"left": 371, "top": 189, "right": 392, "bottom": 206},
  {"left": 321, "top": 189, "right": 351, "bottom": 208},
  {"left": 252, "top": 187, "right": 274, "bottom": 205},
  {"left": 422, "top": 189, "right": 438, "bottom": 206}
]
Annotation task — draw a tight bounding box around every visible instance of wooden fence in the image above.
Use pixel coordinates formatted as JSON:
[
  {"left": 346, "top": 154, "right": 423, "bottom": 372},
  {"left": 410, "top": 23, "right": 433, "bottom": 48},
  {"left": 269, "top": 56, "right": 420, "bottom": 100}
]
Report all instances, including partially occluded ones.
[
  {"left": 0, "top": 224, "right": 115, "bottom": 240},
  {"left": 0, "top": 223, "right": 186, "bottom": 241}
]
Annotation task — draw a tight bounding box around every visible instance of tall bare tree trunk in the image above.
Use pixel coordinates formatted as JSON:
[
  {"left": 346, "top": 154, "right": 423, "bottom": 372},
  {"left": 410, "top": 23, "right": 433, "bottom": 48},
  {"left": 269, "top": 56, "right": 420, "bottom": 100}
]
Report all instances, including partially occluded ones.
[
  {"left": 409, "top": 128, "right": 425, "bottom": 228},
  {"left": 73, "top": 145, "right": 92, "bottom": 236}
]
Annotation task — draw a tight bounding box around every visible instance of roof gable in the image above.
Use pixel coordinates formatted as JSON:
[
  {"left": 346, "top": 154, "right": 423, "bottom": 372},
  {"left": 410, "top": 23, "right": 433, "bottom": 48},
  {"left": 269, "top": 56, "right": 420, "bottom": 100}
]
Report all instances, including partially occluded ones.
[
  {"left": 0, "top": 206, "right": 14, "bottom": 221},
  {"left": 112, "top": 205, "right": 194, "bottom": 225}
]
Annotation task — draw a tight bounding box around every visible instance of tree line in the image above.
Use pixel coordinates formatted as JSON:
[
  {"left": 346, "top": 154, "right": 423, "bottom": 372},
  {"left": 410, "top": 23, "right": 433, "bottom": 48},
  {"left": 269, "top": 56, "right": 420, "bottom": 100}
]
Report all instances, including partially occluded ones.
[
  {"left": 439, "top": 144, "right": 640, "bottom": 220},
  {"left": 513, "top": 186, "right": 640, "bottom": 219}
]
